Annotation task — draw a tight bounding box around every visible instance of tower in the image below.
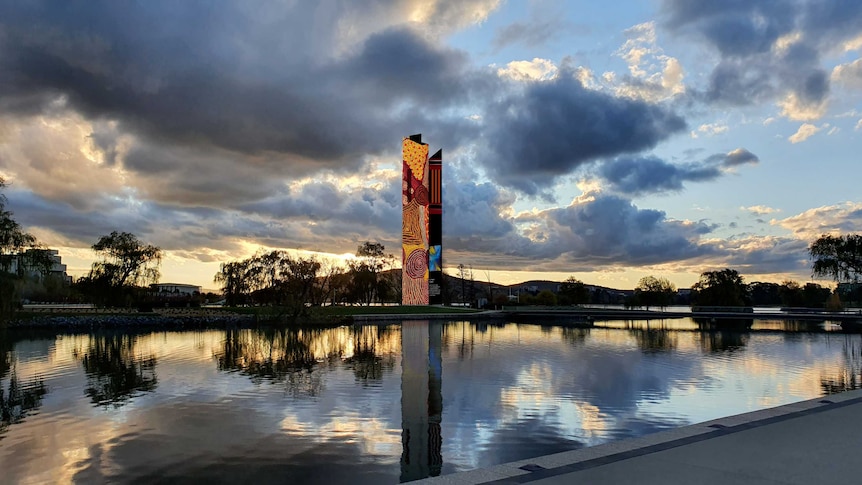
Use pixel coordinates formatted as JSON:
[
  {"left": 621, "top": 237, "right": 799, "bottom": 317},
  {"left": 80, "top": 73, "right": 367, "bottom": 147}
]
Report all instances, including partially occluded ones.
[{"left": 402, "top": 134, "right": 442, "bottom": 305}]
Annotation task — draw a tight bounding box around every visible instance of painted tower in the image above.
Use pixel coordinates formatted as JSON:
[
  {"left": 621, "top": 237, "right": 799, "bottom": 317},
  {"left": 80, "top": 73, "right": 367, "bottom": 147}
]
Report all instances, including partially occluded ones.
[{"left": 402, "top": 134, "right": 442, "bottom": 305}]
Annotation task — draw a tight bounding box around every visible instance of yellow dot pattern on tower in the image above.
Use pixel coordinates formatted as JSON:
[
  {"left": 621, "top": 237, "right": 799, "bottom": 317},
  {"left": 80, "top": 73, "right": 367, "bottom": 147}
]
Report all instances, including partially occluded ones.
[{"left": 403, "top": 138, "right": 429, "bottom": 182}]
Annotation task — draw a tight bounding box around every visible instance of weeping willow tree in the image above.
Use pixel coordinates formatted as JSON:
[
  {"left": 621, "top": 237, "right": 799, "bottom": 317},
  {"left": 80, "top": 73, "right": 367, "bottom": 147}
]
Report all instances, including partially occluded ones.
[{"left": 810, "top": 234, "right": 862, "bottom": 305}]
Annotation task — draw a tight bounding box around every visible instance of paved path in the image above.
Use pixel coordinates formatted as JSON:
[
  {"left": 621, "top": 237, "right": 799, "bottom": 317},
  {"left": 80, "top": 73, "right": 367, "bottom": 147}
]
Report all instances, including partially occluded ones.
[{"left": 420, "top": 389, "right": 862, "bottom": 484}]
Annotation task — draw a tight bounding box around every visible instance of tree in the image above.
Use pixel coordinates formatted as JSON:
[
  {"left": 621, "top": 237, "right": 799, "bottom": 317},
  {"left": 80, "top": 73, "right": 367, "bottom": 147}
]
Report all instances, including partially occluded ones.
[
  {"left": 634, "top": 276, "right": 676, "bottom": 309},
  {"left": 558, "top": 276, "right": 590, "bottom": 305},
  {"left": 90, "top": 231, "right": 162, "bottom": 288},
  {"left": 535, "top": 289, "right": 557, "bottom": 306},
  {"left": 81, "top": 231, "right": 162, "bottom": 307},
  {"left": 691, "top": 269, "right": 750, "bottom": 307},
  {"left": 214, "top": 260, "right": 253, "bottom": 306},
  {"left": 779, "top": 280, "right": 804, "bottom": 307},
  {"left": 348, "top": 242, "right": 392, "bottom": 306},
  {"left": 810, "top": 234, "right": 862, "bottom": 285},
  {"left": 1, "top": 178, "right": 40, "bottom": 321},
  {"left": 213, "top": 250, "right": 330, "bottom": 321}
]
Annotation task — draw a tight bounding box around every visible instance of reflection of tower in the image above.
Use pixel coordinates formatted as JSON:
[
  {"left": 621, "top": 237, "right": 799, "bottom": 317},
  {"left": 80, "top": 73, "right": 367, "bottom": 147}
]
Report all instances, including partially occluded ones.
[
  {"left": 402, "top": 134, "right": 442, "bottom": 305},
  {"left": 401, "top": 320, "right": 443, "bottom": 482}
]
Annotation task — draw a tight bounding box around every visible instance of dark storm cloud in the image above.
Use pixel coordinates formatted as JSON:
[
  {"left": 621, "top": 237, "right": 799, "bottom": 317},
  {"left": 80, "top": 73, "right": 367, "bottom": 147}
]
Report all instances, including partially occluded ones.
[
  {"left": 599, "top": 156, "right": 720, "bottom": 195},
  {"left": 661, "top": 0, "right": 861, "bottom": 113},
  {"left": 443, "top": 187, "right": 716, "bottom": 267},
  {"left": 6, "top": 188, "right": 154, "bottom": 245},
  {"left": 540, "top": 193, "right": 715, "bottom": 264},
  {"left": 663, "top": 0, "right": 795, "bottom": 57},
  {"left": 483, "top": 75, "right": 687, "bottom": 195},
  {"left": 599, "top": 148, "right": 758, "bottom": 195},
  {"left": 0, "top": 2, "right": 479, "bottom": 168}
]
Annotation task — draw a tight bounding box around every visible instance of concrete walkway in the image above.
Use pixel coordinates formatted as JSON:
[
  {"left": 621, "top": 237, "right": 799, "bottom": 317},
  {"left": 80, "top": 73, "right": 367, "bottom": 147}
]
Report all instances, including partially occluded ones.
[{"left": 420, "top": 389, "right": 862, "bottom": 484}]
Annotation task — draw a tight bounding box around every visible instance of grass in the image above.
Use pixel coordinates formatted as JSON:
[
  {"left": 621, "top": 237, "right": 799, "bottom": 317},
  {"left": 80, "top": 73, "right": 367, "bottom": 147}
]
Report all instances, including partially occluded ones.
[{"left": 314, "top": 305, "right": 482, "bottom": 316}]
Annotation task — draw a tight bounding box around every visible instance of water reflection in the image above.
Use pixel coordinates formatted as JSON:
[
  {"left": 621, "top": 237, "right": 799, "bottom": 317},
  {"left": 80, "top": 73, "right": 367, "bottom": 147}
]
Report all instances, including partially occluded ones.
[
  {"left": 74, "top": 332, "right": 157, "bottom": 407},
  {"left": 344, "top": 326, "right": 397, "bottom": 384},
  {"left": 401, "top": 321, "right": 443, "bottom": 482},
  {"left": 629, "top": 327, "right": 678, "bottom": 353},
  {"left": 696, "top": 330, "right": 750, "bottom": 353},
  {"left": 1, "top": 332, "right": 47, "bottom": 438},
  {"left": 5, "top": 322, "right": 862, "bottom": 483},
  {"left": 821, "top": 337, "right": 862, "bottom": 394}
]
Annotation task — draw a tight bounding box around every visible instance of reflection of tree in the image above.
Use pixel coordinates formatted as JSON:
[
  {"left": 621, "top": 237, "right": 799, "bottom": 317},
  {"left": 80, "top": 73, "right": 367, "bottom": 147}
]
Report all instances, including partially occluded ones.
[
  {"left": 1, "top": 331, "right": 48, "bottom": 437},
  {"left": 821, "top": 337, "right": 862, "bottom": 394},
  {"left": 75, "top": 333, "right": 157, "bottom": 407},
  {"left": 344, "top": 327, "right": 396, "bottom": 384},
  {"left": 214, "top": 328, "right": 351, "bottom": 396},
  {"left": 561, "top": 327, "right": 590, "bottom": 346},
  {"left": 629, "top": 328, "right": 677, "bottom": 353},
  {"left": 443, "top": 322, "right": 476, "bottom": 361},
  {"left": 695, "top": 330, "right": 750, "bottom": 353}
]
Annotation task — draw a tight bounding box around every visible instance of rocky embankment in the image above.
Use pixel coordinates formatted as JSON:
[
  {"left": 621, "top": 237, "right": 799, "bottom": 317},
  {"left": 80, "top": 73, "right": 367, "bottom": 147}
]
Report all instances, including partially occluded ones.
[{"left": 7, "top": 308, "right": 257, "bottom": 330}]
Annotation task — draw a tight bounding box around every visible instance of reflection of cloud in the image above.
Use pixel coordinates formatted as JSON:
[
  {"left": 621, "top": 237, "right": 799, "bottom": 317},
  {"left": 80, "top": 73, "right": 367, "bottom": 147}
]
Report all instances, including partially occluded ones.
[{"left": 4, "top": 324, "right": 862, "bottom": 482}]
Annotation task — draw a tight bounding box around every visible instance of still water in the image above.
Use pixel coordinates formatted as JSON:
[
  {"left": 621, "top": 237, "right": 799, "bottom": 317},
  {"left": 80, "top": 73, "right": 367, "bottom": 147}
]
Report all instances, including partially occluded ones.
[{"left": 1, "top": 319, "right": 860, "bottom": 483}]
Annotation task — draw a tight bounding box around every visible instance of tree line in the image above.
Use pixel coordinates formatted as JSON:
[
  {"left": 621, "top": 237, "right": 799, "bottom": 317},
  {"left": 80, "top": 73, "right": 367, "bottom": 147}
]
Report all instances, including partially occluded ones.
[
  {"left": 4, "top": 175, "right": 862, "bottom": 318},
  {"left": 212, "top": 242, "right": 399, "bottom": 321}
]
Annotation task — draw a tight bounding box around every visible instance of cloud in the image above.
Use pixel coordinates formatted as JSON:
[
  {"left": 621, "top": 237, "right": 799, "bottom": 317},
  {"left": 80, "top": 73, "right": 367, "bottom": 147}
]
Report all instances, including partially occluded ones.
[
  {"left": 718, "top": 148, "right": 760, "bottom": 166},
  {"left": 482, "top": 74, "right": 687, "bottom": 195},
  {"left": 660, "top": 0, "right": 862, "bottom": 120},
  {"left": 773, "top": 202, "right": 862, "bottom": 240},
  {"left": 788, "top": 123, "right": 824, "bottom": 143},
  {"left": 742, "top": 205, "right": 779, "bottom": 216},
  {"left": 0, "top": 3, "right": 483, "bottom": 168},
  {"left": 690, "top": 122, "right": 728, "bottom": 138},
  {"left": 832, "top": 58, "right": 862, "bottom": 90},
  {"left": 613, "top": 22, "right": 686, "bottom": 101},
  {"left": 598, "top": 157, "right": 720, "bottom": 195},
  {"left": 598, "top": 148, "right": 758, "bottom": 195},
  {"left": 496, "top": 58, "right": 558, "bottom": 82},
  {"left": 492, "top": 17, "right": 575, "bottom": 51}
]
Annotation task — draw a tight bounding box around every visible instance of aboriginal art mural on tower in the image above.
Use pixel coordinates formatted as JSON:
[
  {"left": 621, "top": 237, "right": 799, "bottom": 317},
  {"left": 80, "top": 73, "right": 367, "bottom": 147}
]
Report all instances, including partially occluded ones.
[{"left": 402, "top": 134, "right": 442, "bottom": 305}]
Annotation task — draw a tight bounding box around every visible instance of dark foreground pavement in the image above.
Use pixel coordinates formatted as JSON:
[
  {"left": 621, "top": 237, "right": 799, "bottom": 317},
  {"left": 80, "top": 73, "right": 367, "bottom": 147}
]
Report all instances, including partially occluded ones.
[{"left": 419, "top": 389, "right": 862, "bottom": 484}]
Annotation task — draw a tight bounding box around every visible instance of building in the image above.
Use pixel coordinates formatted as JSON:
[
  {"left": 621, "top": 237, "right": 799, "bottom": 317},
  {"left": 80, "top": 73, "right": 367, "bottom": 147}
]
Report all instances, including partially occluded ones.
[
  {"left": 5, "top": 248, "right": 70, "bottom": 283},
  {"left": 150, "top": 283, "right": 202, "bottom": 296}
]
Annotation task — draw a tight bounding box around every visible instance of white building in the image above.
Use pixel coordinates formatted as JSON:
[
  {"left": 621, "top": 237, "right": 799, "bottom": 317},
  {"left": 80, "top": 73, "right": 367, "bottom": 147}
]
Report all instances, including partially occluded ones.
[
  {"left": 5, "top": 249, "right": 70, "bottom": 283},
  {"left": 150, "top": 283, "right": 202, "bottom": 295}
]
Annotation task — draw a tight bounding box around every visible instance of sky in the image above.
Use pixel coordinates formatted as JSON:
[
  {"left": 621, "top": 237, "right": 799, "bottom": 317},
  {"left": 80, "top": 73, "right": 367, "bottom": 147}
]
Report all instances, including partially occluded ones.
[{"left": 0, "top": 0, "right": 861, "bottom": 291}]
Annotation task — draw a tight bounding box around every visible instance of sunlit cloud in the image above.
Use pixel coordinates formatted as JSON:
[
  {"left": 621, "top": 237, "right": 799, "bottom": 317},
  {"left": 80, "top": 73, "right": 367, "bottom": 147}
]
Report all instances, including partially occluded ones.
[
  {"left": 773, "top": 202, "right": 862, "bottom": 240},
  {"left": 742, "top": 205, "right": 780, "bottom": 216},
  {"left": 788, "top": 123, "right": 824, "bottom": 143},
  {"left": 496, "top": 58, "right": 558, "bottom": 81}
]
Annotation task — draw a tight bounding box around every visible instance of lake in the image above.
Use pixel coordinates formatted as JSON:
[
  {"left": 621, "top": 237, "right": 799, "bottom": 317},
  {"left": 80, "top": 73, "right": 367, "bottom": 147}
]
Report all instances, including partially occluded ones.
[{"left": 1, "top": 319, "right": 860, "bottom": 483}]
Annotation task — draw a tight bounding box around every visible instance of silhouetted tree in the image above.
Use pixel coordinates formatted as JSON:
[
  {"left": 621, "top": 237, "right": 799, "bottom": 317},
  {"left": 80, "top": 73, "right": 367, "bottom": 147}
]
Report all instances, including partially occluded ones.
[
  {"left": 348, "top": 242, "right": 393, "bottom": 305},
  {"left": 79, "top": 231, "right": 162, "bottom": 307},
  {"left": 749, "top": 281, "right": 782, "bottom": 306},
  {"left": 535, "top": 289, "right": 557, "bottom": 305},
  {"left": 692, "top": 269, "right": 750, "bottom": 307},
  {"left": 779, "top": 280, "right": 804, "bottom": 307},
  {"left": 558, "top": 276, "right": 589, "bottom": 305},
  {"left": 1, "top": 178, "right": 45, "bottom": 322},
  {"left": 634, "top": 276, "right": 676, "bottom": 309},
  {"left": 810, "top": 234, "right": 862, "bottom": 284}
]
